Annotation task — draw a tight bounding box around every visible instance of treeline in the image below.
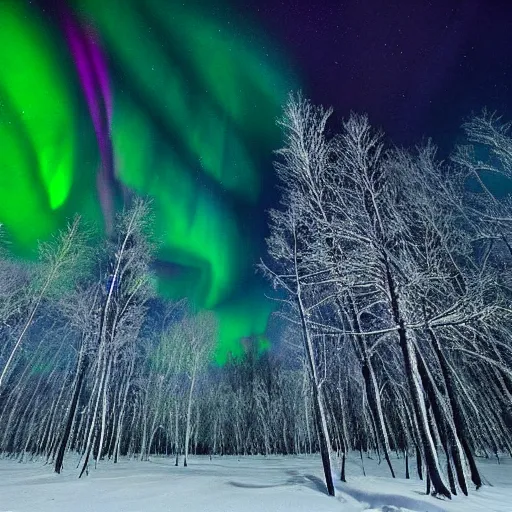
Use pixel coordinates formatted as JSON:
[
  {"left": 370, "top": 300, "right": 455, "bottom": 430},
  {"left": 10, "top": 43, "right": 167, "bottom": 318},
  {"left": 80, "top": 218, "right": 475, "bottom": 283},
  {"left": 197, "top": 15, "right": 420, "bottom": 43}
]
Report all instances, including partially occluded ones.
[
  {"left": 0, "top": 98, "right": 511, "bottom": 501},
  {"left": 261, "top": 96, "right": 512, "bottom": 497},
  {"left": 0, "top": 200, "right": 313, "bottom": 477}
]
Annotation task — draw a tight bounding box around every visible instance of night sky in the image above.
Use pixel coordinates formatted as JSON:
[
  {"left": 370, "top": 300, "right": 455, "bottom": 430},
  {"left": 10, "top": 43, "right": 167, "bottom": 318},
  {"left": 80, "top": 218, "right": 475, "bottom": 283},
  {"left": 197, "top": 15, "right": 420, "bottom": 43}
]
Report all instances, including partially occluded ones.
[
  {"left": 1, "top": 0, "right": 511, "bottom": 360},
  {"left": 249, "top": 0, "right": 512, "bottom": 147}
]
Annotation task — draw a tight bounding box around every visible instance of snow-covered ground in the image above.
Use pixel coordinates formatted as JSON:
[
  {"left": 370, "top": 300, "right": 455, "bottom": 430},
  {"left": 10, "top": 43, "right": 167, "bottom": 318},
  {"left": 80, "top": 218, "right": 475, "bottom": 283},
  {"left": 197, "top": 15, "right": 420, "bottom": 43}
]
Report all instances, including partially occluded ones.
[{"left": 0, "top": 453, "right": 510, "bottom": 512}]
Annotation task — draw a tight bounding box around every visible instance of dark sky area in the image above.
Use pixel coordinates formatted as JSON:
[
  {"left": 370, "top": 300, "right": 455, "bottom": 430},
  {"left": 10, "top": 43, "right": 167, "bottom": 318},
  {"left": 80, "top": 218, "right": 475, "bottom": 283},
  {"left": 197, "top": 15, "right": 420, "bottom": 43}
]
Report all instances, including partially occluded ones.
[{"left": 248, "top": 0, "right": 512, "bottom": 149}]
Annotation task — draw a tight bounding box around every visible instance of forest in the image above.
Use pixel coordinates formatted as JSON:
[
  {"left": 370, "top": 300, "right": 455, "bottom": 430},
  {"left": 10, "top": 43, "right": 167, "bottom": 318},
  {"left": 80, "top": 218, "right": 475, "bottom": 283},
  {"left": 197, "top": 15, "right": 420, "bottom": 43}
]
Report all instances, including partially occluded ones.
[{"left": 1, "top": 96, "right": 511, "bottom": 503}]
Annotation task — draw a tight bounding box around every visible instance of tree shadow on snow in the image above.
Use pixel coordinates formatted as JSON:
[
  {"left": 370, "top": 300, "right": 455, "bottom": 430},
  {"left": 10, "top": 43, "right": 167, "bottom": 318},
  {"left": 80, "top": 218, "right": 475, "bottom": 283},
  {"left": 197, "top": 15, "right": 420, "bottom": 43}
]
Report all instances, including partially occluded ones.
[
  {"left": 227, "top": 470, "right": 329, "bottom": 495},
  {"left": 304, "top": 474, "right": 329, "bottom": 494},
  {"left": 338, "top": 484, "right": 448, "bottom": 512}
]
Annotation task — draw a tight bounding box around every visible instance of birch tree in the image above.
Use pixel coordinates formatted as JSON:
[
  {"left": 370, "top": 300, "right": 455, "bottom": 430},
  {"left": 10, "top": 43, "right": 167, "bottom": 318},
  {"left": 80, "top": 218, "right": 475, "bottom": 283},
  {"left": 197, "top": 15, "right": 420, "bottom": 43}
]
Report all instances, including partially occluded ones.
[
  {"left": 180, "top": 311, "right": 216, "bottom": 467},
  {"left": 0, "top": 216, "right": 89, "bottom": 389},
  {"left": 78, "top": 199, "right": 154, "bottom": 477}
]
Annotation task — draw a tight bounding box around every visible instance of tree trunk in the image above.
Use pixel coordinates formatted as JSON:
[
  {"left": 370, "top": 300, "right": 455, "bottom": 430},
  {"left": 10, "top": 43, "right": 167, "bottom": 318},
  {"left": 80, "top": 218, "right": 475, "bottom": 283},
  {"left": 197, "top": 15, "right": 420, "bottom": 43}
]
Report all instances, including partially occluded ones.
[
  {"left": 346, "top": 297, "right": 395, "bottom": 478},
  {"left": 79, "top": 350, "right": 108, "bottom": 478},
  {"left": 113, "top": 360, "right": 134, "bottom": 463},
  {"left": 184, "top": 365, "right": 197, "bottom": 467},
  {"left": 55, "top": 356, "right": 89, "bottom": 474},
  {"left": 96, "top": 355, "right": 113, "bottom": 465},
  {"left": 383, "top": 256, "right": 451, "bottom": 498},
  {"left": 416, "top": 348, "right": 467, "bottom": 496},
  {"left": 416, "top": 446, "right": 423, "bottom": 480},
  {"left": 297, "top": 291, "right": 335, "bottom": 496},
  {"left": 426, "top": 326, "right": 481, "bottom": 490},
  {"left": 174, "top": 400, "right": 180, "bottom": 466}
]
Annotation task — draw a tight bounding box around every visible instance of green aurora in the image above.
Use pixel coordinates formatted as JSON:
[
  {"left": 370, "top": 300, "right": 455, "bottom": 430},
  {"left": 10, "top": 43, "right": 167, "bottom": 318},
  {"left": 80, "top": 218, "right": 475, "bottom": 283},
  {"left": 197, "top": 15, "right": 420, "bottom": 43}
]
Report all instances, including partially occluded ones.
[{"left": 0, "top": 0, "right": 297, "bottom": 362}]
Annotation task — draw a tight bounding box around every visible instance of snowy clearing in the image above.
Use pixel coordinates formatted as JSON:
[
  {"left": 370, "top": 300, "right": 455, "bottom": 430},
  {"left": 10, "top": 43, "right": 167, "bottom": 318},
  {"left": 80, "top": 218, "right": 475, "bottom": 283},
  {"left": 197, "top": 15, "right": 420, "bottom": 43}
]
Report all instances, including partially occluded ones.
[{"left": 0, "top": 454, "right": 510, "bottom": 512}]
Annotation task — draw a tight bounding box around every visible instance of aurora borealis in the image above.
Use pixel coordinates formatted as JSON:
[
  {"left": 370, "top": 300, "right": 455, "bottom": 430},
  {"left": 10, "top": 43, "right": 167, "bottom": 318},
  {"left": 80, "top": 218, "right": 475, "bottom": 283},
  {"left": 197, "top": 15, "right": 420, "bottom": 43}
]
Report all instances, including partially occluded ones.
[
  {"left": 2, "top": 0, "right": 511, "bottom": 362},
  {"left": 0, "top": 0, "right": 296, "bottom": 362}
]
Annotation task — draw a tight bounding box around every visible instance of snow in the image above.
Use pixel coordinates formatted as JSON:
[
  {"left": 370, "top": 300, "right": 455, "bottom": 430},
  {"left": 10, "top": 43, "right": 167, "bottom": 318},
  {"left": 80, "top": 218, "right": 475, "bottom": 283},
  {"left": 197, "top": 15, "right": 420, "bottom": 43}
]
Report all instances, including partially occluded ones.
[{"left": 0, "top": 453, "right": 510, "bottom": 512}]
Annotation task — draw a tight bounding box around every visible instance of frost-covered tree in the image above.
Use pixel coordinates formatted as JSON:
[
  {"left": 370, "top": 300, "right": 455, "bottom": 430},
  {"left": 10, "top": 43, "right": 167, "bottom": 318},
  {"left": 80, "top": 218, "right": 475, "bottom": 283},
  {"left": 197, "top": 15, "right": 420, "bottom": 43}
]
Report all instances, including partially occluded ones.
[
  {"left": 0, "top": 216, "right": 90, "bottom": 390},
  {"left": 263, "top": 94, "right": 512, "bottom": 498},
  {"left": 77, "top": 199, "right": 155, "bottom": 477}
]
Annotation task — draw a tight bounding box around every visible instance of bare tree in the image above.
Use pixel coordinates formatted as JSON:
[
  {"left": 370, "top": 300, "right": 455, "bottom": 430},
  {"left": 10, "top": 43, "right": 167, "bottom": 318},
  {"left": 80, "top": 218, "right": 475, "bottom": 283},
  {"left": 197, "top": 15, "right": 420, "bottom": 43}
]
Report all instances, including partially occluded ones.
[
  {"left": 0, "top": 216, "right": 89, "bottom": 389},
  {"left": 262, "top": 95, "right": 511, "bottom": 498},
  {"left": 78, "top": 199, "right": 154, "bottom": 478},
  {"left": 180, "top": 311, "right": 216, "bottom": 467}
]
